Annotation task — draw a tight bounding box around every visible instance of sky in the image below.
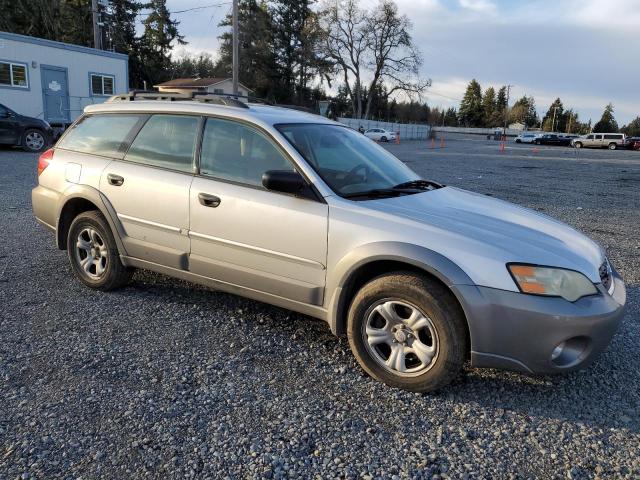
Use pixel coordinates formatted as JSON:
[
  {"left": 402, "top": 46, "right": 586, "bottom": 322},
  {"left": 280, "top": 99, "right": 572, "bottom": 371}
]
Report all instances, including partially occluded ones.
[{"left": 159, "top": 0, "right": 640, "bottom": 125}]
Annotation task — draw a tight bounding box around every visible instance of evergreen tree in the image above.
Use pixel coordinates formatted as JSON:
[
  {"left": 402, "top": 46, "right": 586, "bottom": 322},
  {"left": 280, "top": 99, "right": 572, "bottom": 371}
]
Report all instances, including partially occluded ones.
[
  {"left": 458, "top": 79, "right": 483, "bottom": 127},
  {"left": 481, "top": 87, "right": 496, "bottom": 127},
  {"left": 542, "top": 98, "right": 565, "bottom": 132},
  {"left": 271, "top": 0, "right": 328, "bottom": 105},
  {"left": 493, "top": 86, "right": 508, "bottom": 127},
  {"left": 217, "top": 0, "right": 279, "bottom": 99},
  {"left": 593, "top": 103, "right": 619, "bottom": 133},
  {"left": 621, "top": 116, "right": 640, "bottom": 137},
  {"left": 106, "top": 0, "right": 146, "bottom": 88},
  {"left": 444, "top": 107, "right": 458, "bottom": 127},
  {"left": 140, "top": 0, "right": 186, "bottom": 85}
]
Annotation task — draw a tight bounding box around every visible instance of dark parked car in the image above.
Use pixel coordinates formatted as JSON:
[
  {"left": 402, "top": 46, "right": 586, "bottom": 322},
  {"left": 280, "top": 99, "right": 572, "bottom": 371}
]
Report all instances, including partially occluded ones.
[
  {"left": 624, "top": 137, "right": 640, "bottom": 150},
  {"left": 534, "top": 134, "right": 572, "bottom": 146},
  {"left": 0, "top": 103, "right": 53, "bottom": 152}
]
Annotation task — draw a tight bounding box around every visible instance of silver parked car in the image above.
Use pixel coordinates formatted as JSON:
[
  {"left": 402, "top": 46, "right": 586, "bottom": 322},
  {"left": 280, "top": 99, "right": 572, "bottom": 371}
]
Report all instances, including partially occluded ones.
[
  {"left": 32, "top": 93, "right": 626, "bottom": 392},
  {"left": 572, "top": 133, "right": 626, "bottom": 149}
]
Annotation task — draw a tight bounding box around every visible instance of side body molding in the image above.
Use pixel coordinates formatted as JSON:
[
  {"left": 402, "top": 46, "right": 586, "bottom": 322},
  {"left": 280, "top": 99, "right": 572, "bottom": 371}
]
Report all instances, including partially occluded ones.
[{"left": 325, "top": 241, "right": 475, "bottom": 335}]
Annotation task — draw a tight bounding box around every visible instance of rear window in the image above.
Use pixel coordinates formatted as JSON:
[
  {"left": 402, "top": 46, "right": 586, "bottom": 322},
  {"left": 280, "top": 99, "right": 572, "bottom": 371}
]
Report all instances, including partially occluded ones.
[
  {"left": 57, "top": 114, "right": 143, "bottom": 158},
  {"left": 125, "top": 114, "right": 200, "bottom": 173},
  {"left": 604, "top": 134, "right": 622, "bottom": 140}
]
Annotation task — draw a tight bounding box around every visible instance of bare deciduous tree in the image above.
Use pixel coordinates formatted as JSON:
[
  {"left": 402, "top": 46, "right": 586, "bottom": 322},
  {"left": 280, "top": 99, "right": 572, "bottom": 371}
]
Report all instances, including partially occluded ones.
[{"left": 321, "top": 0, "right": 430, "bottom": 119}]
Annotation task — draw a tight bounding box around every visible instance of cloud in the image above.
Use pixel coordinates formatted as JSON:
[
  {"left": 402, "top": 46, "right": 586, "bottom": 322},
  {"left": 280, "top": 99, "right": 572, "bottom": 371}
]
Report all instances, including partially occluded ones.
[{"left": 458, "top": 0, "right": 496, "bottom": 13}]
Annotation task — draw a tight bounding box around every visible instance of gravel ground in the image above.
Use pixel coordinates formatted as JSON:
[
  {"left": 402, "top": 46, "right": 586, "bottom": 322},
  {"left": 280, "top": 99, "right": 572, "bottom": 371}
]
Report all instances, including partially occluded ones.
[{"left": 0, "top": 139, "right": 639, "bottom": 479}]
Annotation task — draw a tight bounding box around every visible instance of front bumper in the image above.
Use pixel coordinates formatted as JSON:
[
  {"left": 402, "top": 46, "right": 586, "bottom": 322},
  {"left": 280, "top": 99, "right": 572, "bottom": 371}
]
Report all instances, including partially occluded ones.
[{"left": 453, "top": 270, "right": 626, "bottom": 374}]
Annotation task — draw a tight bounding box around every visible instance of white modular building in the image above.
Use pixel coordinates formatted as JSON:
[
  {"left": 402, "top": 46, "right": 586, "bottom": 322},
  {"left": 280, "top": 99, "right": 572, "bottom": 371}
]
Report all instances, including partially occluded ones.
[{"left": 0, "top": 31, "right": 128, "bottom": 127}]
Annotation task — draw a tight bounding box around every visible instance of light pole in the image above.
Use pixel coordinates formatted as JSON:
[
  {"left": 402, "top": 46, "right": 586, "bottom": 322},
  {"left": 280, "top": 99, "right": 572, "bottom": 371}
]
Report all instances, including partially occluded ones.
[{"left": 232, "top": 0, "right": 239, "bottom": 96}]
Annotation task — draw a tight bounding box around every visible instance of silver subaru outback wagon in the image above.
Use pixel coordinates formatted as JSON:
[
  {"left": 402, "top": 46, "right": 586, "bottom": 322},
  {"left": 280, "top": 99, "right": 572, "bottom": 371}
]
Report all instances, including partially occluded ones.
[{"left": 32, "top": 93, "right": 626, "bottom": 392}]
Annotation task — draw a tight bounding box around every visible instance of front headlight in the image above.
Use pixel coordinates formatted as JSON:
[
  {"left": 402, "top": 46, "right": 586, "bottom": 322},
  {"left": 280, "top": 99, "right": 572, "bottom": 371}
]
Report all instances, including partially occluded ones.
[{"left": 508, "top": 264, "right": 598, "bottom": 302}]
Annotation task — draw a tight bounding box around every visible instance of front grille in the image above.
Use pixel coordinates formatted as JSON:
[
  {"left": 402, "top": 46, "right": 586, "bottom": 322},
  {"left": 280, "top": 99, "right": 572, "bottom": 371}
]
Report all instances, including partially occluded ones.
[{"left": 599, "top": 261, "right": 612, "bottom": 292}]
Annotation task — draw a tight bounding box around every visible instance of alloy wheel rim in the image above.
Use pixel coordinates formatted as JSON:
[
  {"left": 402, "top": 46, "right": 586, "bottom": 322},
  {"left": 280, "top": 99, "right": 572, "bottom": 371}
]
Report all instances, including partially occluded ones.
[
  {"left": 75, "top": 227, "right": 108, "bottom": 279},
  {"left": 362, "top": 299, "right": 439, "bottom": 377},
  {"left": 25, "top": 132, "right": 44, "bottom": 151}
]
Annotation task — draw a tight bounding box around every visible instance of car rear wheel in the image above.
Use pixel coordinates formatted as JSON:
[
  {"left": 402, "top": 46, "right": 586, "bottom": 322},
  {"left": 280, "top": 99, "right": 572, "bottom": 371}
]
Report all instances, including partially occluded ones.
[
  {"left": 381, "top": 136, "right": 388, "bottom": 142},
  {"left": 23, "top": 129, "right": 47, "bottom": 152},
  {"left": 67, "top": 211, "right": 133, "bottom": 291},
  {"left": 608, "top": 143, "right": 617, "bottom": 150},
  {"left": 347, "top": 272, "right": 467, "bottom": 392},
  {"left": 515, "top": 139, "right": 521, "bottom": 143}
]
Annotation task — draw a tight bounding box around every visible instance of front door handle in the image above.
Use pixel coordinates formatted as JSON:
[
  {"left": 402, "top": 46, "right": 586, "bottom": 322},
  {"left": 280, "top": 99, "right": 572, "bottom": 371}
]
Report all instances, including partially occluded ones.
[
  {"left": 198, "top": 193, "right": 221, "bottom": 208},
  {"left": 107, "top": 173, "right": 124, "bottom": 186}
]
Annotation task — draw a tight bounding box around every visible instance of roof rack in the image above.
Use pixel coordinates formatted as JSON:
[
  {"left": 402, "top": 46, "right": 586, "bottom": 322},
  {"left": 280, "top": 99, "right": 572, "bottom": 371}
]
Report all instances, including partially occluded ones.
[{"left": 107, "top": 90, "right": 250, "bottom": 109}]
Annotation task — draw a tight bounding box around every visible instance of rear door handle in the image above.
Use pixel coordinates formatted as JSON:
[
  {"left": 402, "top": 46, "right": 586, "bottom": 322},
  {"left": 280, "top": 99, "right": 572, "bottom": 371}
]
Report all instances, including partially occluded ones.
[
  {"left": 107, "top": 174, "right": 124, "bottom": 186},
  {"left": 198, "top": 193, "right": 221, "bottom": 208}
]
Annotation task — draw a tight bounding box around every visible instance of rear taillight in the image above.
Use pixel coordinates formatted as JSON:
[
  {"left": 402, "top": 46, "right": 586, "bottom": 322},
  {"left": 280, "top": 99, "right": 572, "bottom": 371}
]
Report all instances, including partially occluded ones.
[{"left": 37, "top": 148, "right": 54, "bottom": 176}]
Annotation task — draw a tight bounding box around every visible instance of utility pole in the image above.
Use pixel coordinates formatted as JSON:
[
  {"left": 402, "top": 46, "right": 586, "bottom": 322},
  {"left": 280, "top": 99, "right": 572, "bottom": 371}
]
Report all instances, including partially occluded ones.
[
  {"left": 232, "top": 0, "right": 239, "bottom": 96},
  {"left": 551, "top": 106, "right": 559, "bottom": 132},
  {"left": 504, "top": 84, "right": 513, "bottom": 132},
  {"left": 91, "top": 0, "right": 101, "bottom": 50}
]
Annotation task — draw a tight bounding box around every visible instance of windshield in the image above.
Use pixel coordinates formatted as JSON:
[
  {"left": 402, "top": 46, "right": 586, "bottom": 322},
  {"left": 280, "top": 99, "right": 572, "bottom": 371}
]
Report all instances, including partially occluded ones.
[{"left": 276, "top": 123, "right": 419, "bottom": 196}]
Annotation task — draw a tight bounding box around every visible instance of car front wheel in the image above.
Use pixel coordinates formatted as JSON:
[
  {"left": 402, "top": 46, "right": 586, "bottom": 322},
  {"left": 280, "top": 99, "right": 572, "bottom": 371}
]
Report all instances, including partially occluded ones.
[
  {"left": 23, "top": 129, "right": 47, "bottom": 152},
  {"left": 380, "top": 136, "right": 388, "bottom": 142},
  {"left": 608, "top": 143, "right": 617, "bottom": 150},
  {"left": 574, "top": 142, "right": 582, "bottom": 149},
  {"left": 67, "top": 210, "right": 133, "bottom": 291},
  {"left": 347, "top": 272, "right": 468, "bottom": 392}
]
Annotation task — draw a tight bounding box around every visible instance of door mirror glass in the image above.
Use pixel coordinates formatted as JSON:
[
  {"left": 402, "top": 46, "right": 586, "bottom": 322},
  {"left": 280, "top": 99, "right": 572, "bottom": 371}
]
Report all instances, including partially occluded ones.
[{"left": 262, "top": 170, "right": 307, "bottom": 195}]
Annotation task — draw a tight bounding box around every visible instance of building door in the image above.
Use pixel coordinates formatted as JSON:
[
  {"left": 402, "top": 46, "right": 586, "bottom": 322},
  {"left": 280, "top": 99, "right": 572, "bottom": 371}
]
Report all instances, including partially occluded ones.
[{"left": 41, "top": 65, "right": 70, "bottom": 125}]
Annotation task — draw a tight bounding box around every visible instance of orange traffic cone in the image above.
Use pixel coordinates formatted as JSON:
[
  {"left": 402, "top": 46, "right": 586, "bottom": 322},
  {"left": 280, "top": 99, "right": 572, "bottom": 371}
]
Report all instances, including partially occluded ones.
[
  {"left": 500, "top": 141, "right": 505, "bottom": 152},
  {"left": 430, "top": 138, "right": 435, "bottom": 149},
  {"left": 440, "top": 137, "right": 445, "bottom": 148},
  {"left": 532, "top": 146, "right": 539, "bottom": 154},
  {"left": 395, "top": 132, "right": 400, "bottom": 144}
]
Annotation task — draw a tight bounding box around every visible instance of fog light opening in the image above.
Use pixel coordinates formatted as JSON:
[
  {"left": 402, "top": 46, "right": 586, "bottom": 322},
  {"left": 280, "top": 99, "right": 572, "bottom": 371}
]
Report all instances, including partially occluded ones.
[{"left": 550, "top": 337, "right": 590, "bottom": 368}]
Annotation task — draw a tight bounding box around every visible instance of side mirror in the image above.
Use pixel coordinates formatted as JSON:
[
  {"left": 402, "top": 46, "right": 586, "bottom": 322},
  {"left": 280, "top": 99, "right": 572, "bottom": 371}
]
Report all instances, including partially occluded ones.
[{"left": 262, "top": 170, "right": 308, "bottom": 196}]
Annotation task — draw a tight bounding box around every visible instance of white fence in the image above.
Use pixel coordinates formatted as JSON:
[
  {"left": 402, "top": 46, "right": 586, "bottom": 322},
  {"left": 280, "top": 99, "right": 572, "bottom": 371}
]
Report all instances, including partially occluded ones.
[
  {"left": 338, "top": 117, "right": 430, "bottom": 140},
  {"left": 431, "top": 126, "right": 524, "bottom": 137},
  {"left": 337, "top": 119, "right": 528, "bottom": 139}
]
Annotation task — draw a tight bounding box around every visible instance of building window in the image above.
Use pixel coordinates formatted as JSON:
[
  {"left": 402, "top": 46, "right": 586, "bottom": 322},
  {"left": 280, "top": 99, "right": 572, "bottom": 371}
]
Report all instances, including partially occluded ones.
[
  {"left": 0, "top": 61, "right": 28, "bottom": 88},
  {"left": 90, "top": 73, "right": 115, "bottom": 96},
  {"left": 213, "top": 88, "right": 224, "bottom": 94}
]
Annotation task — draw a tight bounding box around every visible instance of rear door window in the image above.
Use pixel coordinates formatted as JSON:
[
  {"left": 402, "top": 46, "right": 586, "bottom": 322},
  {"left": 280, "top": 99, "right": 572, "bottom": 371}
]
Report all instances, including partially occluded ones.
[
  {"left": 125, "top": 114, "right": 200, "bottom": 173},
  {"left": 57, "top": 114, "right": 144, "bottom": 158}
]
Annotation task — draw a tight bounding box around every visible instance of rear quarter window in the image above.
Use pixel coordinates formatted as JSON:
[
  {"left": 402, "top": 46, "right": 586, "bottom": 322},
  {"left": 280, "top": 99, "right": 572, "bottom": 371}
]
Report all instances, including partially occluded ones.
[{"left": 57, "top": 114, "right": 144, "bottom": 158}]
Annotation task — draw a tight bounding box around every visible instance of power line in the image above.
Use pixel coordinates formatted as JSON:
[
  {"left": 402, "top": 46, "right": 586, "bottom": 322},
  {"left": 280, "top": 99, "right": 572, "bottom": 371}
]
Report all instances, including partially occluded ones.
[{"left": 137, "top": 2, "right": 231, "bottom": 18}]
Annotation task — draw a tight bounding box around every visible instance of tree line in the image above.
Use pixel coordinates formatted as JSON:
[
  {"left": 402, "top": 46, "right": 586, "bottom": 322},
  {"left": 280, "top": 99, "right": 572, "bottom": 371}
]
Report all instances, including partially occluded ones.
[
  {"left": 454, "top": 79, "right": 639, "bottom": 134},
  {"left": 2, "top": 0, "right": 638, "bottom": 132}
]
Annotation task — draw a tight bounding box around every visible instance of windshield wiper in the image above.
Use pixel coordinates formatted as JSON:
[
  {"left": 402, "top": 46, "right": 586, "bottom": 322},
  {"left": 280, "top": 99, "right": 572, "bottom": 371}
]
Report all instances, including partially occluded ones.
[
  {"left": 392, "top": 179, "right": 443, "bottom": 190},
  {"left": 343, "top": 188, "right": 412, "bottom": 199}
]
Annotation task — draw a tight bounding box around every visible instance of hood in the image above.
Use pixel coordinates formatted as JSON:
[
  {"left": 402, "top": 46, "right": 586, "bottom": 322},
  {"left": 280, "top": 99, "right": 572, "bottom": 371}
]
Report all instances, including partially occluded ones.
[{"left": 361, "top": 187, "right": 605, "bottom": 289}]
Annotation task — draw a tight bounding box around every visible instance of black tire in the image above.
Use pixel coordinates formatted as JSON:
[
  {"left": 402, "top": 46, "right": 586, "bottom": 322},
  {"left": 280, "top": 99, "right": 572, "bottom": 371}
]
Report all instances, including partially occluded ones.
[
  {"left": 22, "top": 128, "right": 48, "bottom": 152},
  {"left": 574, "top": 142, "right": 582, "bottom": 149},
  {"left": 380, "top": 136, "right": 387, "bottom": 142},
  {"left": 347, "top": 272, "right": 468, "bottom": 392},
  {"left": 515, "top": 139, "right": 521, "bottom": 144},
  {"left": 608, "top": 143, "right": 617, "bottom": 150},
  {"left": 534, "top": 140, "right": 540, "bottom": 145},
  {"left": 67, "top": 210, "right": 133, "bottom": 291}
]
